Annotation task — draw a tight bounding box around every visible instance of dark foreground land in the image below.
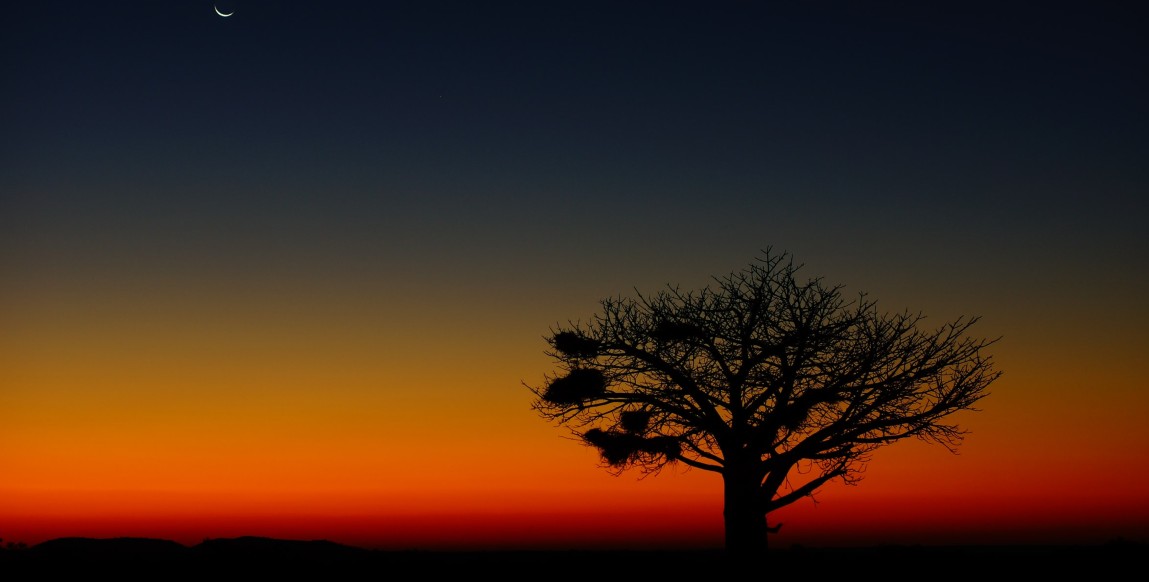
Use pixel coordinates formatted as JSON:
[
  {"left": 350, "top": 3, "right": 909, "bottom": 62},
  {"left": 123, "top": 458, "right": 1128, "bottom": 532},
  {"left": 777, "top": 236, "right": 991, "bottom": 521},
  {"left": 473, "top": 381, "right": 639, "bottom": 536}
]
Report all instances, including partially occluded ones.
[{"left": 2, "top": 536, "right": 1145, "bottom": 578}]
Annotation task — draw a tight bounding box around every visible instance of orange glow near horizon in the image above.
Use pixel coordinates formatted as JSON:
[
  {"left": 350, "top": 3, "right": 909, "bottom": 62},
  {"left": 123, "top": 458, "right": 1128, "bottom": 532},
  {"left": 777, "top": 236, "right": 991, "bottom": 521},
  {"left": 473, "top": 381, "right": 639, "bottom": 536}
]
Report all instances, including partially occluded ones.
[
  {"left": 4, "top": 269, "right": 1149, "bottom": 552},
  {"left": 3, "top": 277, "right": 1149, "bottom": 550}
]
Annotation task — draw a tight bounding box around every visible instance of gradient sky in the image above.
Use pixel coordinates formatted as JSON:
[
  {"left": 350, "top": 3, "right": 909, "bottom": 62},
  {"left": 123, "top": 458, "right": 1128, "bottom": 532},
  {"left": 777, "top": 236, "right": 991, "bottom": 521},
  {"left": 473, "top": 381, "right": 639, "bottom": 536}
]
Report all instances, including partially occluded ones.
[{"left": 3, "top": 1, "right": 1147, "bottom": 550}]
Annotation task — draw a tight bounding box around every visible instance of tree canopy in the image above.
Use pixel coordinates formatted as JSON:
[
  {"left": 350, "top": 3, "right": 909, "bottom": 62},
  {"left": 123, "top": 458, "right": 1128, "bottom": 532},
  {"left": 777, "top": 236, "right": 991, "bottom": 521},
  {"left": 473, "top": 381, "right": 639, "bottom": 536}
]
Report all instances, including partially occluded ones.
[{"left": 527, "top": 249, "right": 1000, "bottom": 557}]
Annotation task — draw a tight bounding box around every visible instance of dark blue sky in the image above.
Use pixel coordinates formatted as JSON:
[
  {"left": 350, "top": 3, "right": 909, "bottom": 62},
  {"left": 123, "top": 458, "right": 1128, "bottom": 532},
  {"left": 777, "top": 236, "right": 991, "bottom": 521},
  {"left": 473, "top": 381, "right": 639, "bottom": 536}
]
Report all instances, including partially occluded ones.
[{"left": 4, "top": 1, "right": 1146, "bottom": 317}]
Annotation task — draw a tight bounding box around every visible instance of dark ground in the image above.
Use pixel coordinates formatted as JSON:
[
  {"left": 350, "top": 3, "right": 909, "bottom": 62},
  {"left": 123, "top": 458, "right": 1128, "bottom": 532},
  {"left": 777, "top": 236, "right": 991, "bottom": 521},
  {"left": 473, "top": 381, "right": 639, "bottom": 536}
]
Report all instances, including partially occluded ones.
[{"left": 2, "top": 536, "right": 1145, "bottom": 578}]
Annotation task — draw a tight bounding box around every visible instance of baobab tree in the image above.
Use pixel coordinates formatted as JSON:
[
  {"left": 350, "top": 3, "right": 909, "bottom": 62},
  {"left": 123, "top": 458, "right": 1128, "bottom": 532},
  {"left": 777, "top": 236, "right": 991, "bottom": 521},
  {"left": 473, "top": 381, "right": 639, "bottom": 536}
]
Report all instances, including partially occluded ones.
[{"left": 526, "top": 249, "right": 1000, "bottom": 560}]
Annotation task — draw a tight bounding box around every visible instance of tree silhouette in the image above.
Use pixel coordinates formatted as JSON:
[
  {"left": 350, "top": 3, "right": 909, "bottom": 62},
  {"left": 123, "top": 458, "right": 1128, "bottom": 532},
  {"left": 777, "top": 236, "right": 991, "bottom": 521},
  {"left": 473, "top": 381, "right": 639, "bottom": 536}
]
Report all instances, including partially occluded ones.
[{"left": 527, "top": 248, "right": 1001, "bottom": 560}]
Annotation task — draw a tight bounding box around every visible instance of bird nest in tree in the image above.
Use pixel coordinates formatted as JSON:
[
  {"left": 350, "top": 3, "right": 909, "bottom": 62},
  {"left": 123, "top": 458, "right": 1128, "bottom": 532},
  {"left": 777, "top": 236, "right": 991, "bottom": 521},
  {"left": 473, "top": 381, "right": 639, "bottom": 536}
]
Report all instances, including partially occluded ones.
[
  {"left": 620, "top": 409, "right": 652, "bottom": 433},
  {"left": 583, "top": 428, "right": 681, "bottom": 466},
  {"left": 552, "top": 331, "right": 601, "bottom": 357},
  {"left": 542, "top": 368, "right": 607, "bottom": 404}
]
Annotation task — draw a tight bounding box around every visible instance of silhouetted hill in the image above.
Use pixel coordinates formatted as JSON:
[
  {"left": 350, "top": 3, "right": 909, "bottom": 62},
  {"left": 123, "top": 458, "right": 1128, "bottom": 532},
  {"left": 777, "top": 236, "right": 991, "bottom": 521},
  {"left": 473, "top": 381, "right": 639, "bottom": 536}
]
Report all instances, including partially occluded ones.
[
  {"left": 28, "top": 536, "right": 190, "bottom": 562},
  {"left": 10, "top": 536, "right": 375, "bottom": 571}
]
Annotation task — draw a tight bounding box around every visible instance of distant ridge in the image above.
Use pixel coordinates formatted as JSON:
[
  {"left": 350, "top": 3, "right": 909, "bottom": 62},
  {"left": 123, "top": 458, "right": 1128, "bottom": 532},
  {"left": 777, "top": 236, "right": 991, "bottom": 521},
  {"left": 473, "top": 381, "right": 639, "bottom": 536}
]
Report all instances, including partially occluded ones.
[{"left": 7, "top": 536, "right": 377, "bottom": 575}]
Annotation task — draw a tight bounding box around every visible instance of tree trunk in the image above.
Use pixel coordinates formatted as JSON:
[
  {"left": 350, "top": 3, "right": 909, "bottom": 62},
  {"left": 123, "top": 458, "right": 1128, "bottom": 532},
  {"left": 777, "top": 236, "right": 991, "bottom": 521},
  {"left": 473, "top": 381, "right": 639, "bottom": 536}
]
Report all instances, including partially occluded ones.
[{"left": 722, "top": 461, "right": 770, "bottom": 561}]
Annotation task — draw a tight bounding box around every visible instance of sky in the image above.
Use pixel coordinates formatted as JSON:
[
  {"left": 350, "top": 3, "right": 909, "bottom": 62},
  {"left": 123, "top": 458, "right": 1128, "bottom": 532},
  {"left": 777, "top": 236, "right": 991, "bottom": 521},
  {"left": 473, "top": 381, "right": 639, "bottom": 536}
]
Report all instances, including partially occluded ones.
[{"left": 2, "top": 0, "right": 1147, "bottom": 551}]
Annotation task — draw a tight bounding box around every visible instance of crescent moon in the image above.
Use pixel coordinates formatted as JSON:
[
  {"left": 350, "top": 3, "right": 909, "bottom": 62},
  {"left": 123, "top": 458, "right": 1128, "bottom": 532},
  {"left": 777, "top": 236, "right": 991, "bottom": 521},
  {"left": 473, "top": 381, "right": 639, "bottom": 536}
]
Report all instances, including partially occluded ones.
[{"left": 214, "top": 5, "right": 234, "bottom": 17}]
